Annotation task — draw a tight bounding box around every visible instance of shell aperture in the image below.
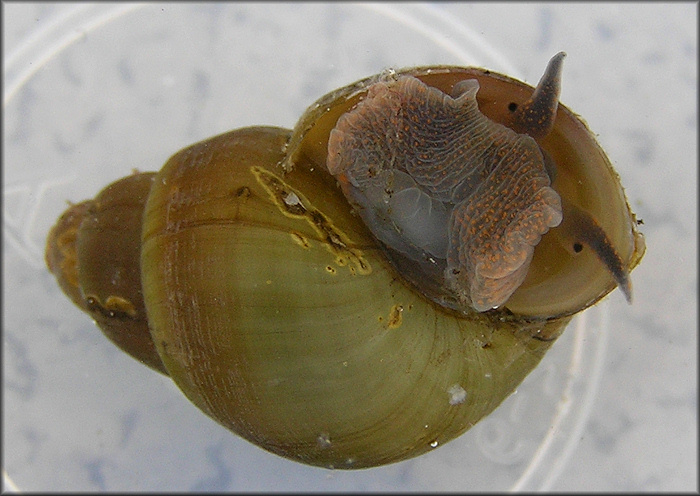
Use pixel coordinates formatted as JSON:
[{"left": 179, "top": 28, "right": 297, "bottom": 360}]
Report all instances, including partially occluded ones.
[{"left": 327, "top": 75, "right": 563, "bottom": 312}]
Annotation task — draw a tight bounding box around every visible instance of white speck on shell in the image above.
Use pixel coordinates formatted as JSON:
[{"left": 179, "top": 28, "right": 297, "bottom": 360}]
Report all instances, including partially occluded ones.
[
  {"left": 283, "top": 192, "right": 301, "bottom": 207},
  {"left": 317, "top": 432, "right": 332, "bottom": 449},
  {"left": 447, "top": 384, "right": 467, "bottom": 405}
]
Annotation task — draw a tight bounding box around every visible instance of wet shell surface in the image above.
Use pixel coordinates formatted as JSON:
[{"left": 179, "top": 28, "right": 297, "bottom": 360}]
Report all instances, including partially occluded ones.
[{"left": 46, "top": 54, "right": 644, "bottom": 469}]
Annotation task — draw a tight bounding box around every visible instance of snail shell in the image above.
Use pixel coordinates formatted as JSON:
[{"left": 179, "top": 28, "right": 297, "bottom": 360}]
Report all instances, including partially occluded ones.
[
  {"left": 45, "top": 172, "right": 165, "bottom": 374},
  {"left": 46, "top": 54, "right": 645, "bottom": 469}
]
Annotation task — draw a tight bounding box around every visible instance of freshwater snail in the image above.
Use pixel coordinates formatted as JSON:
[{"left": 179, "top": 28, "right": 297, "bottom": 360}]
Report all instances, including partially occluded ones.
[{"left": 46, "top": 53, "right": 645, "bottom": 469}]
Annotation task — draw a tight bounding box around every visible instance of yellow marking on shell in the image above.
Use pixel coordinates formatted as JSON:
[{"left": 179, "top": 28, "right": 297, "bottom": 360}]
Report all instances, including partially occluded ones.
[
  {"left": 85, "top": 294, "right": 137, "bottom": 319},
  {"left": 252, "top": 166, "right": 371, "bottom": 275},
  {"left": 384, "top": 304, "right": 403, "bottom": 329},
  {"left": 234, "top": 186, "right": 252, "bottom": 199},
  {"left": 56, "top": 225, "right": 80, "bottom": 288},
  {"left": 290, "top": 231, "right": 310, "bottom": 248},
  {"left": 334, "top": 254, "right": 357, "bottom": 274},
  {"left": 325, "top": 265, "right": 337, "bottom": 275}
]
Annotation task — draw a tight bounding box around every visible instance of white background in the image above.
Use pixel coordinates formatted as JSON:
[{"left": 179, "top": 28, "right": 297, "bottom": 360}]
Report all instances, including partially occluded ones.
[{"left": 3, "top": 2, "right": 697, "bottom": 491}]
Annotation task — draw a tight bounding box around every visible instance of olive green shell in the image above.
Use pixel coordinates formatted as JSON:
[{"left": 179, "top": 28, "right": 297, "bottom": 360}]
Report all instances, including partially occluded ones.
[
  {"left": 46, "top": 63, "right": 644, "bottom": 470},
  {"left": 141, "top": 126, "right": 570, "bottom": 469},
  {"left": 45, "top": 172, "right": 165, "bottom": 374}
]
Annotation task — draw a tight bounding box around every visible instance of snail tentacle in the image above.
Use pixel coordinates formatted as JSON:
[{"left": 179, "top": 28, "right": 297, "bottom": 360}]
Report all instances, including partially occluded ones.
[
  {"left": 560, "top": 198, "right": 633, "bottom": 302},
  {"left": 511, "top": 51, "right": 566, "bottom": 140}
]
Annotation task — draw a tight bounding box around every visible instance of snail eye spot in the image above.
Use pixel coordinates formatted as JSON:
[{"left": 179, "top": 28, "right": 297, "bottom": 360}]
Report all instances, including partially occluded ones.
[
  {"left": 327, "top": 75, "right": 562, "bottom": 313},
  {"left": 573, "top": 242, "right": 584, "bottom": 253},
  {"left": 508, "top": 102, "right": 518, "bottom": 112}
]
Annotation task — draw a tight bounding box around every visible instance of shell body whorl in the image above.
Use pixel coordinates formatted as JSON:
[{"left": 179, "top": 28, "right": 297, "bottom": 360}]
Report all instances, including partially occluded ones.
[{"left": 140, "top": 127, "right": 567, "bottom": 468}]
